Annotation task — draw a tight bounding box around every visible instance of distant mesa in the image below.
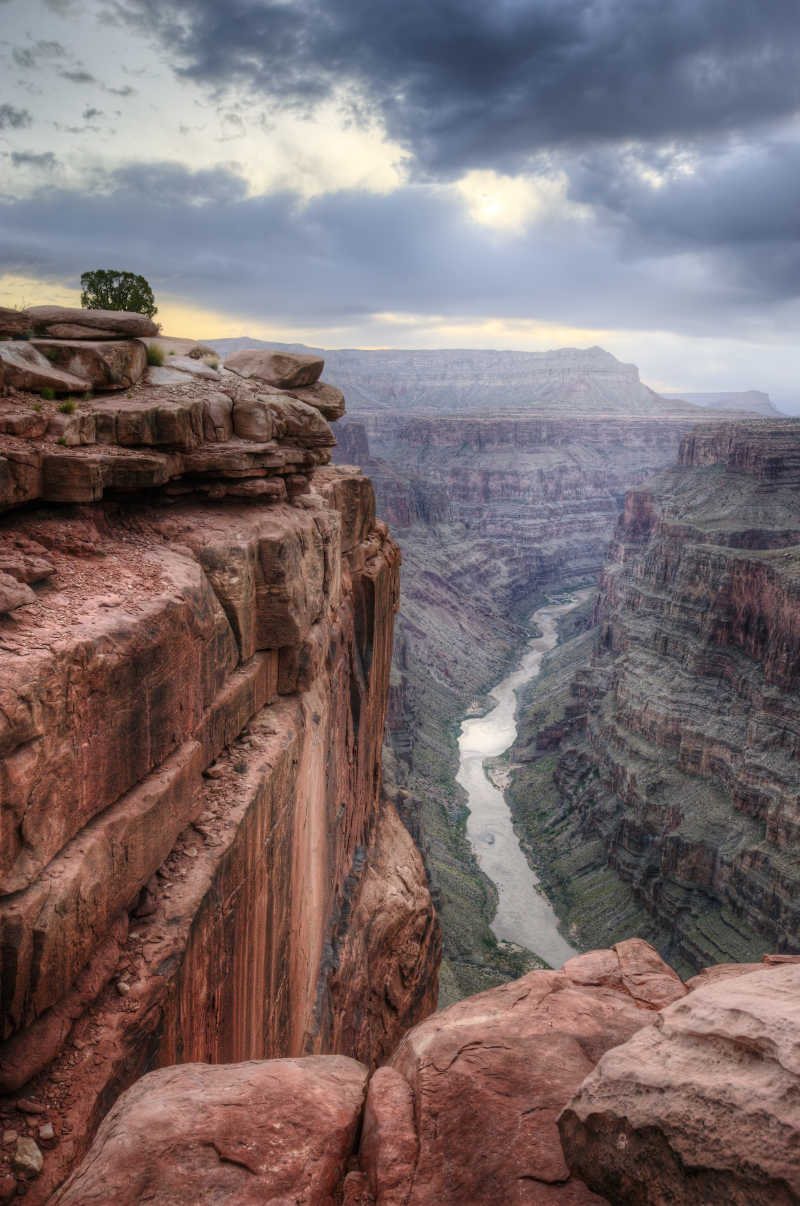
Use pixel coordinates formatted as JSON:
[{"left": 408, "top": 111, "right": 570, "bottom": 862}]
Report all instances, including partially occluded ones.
[{"left": 210, "top": 337, "right": 763, "bottom": 418}]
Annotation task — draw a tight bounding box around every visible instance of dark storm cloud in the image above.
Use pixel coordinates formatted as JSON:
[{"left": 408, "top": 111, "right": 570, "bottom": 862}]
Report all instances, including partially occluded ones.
[
  {"left": 0, "top": 161, "right": 791, "bottom": 338},
  {"left": 114, "top": 0, "right": 800, "bottom": 175},
  {"left": 60, "top": 69, "right": 97, "bottom": 84},
  {"left": 10, "top": 150, "right": 59, "bottom": 169},
  {"left": 12, "top": 41, "right": 67, "bottom": 69},
  {"left": 0, "top": 103, "right": 32, "bottom": 129},
  {"left": 567, "top": 139, "right": 800, "bottom": 251}
]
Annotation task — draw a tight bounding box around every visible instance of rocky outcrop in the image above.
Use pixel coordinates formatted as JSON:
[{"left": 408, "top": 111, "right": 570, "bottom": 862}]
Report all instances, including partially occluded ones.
[
  {"left": 664, "top": 389, "right": 780, "bottom": 417},
  {"left": 0, "top": 343, "right": 438, "bottom": 1200},
  {"left": 52, "top": 1056, "right": 368, "bottom": 1206},
  {"left": 511, "top": 419, "right": 800, "bottom": 973},
  {"left": 560, "top": 962, "right": 800, "bottom": 1204},
  {"left": 225, "top": 348, "right": 324, "bottom": 389}
]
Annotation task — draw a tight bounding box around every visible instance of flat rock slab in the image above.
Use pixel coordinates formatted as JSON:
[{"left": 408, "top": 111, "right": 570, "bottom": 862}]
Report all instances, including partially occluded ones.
[
  {"left": 0, "top": 343, "right": 89, "bottom": 394},
  {"left": 26, "top": 306, "right": 158, "bottom": 338},
  {"left": 225, "top": 348, "right": 324, "bottom": 389},
  {"left": 559, "top": 964, "right": 800, "bottom": 1205},
  {"left": 52, "top": 1056, "right": 368, "bottom": 1206},
  {"left": 30, "top": 339, "right": 146, "bottom": 391}
]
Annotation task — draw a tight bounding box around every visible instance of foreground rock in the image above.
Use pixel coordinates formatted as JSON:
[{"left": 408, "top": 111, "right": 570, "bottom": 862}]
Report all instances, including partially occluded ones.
[
  {"left": 53, "top": 1056, "right": 368, "bottom": 1206},
  {"left": 225, "top": 348, "right": 325, "bottom": 389},
  {"left": 356, "top": 941, "right": 682, "bottom": 1205},
  {"left": 560, "top": 963, "right": 800, "bottom": 1205}
]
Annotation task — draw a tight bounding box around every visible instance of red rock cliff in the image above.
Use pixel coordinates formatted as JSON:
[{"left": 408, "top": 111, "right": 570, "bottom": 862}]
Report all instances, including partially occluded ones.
[{"left": 0, "top": 328, "right": 439, "bottom": 1201}]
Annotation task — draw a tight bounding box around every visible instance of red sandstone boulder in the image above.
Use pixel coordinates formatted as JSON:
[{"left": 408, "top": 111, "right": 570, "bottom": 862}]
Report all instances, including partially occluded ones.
[
  {"left": 288, "top": 381, "right": 346, "bottom": 420},
  {"left": 31, "top": 339, "right": 147, "bottom": 391},
  {"left": 559, "top": 964, "right": 800, "bottom": 1205},
  {"left": 225, "top": 348, "right": 324, "bottom": 389},
  {"left": 26, "top": 305, "right": 159, "bottom": 338},
  {"left": 0, "top": 343, "right": 89, "bottom": 394},
  {"left": 358, "top": 950, "right": 679, "bottom": 1205},
  {"left": 52, "top": 1056, "right": 368, "bottom": 1206}
]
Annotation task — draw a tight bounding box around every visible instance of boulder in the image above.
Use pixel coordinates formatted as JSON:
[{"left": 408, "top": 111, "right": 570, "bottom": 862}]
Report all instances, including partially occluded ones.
[
  {"left": 31, "top": 339, "right": 147, "bottom": 391},
  {"left": 225, "top": 348, "right": 324, "bottom": 389},
  {"left": 0, "top": 307, "right": 31, "bottom": 338},
  {"left": 26, "top": 306, "right": 159, "bottom": 338},
  {"left": 0, "top": 570, "right": 36, "bottom": 613},
  {"left": 0, "top": 343, "right": 89, "bottom": 394},
  {"left": 559, "top": 964, "right": 800, "bottom": 1205},
  {"left": 52, "top": 1056, "right": 368, "bottom": 1206},
  {"left": 287, "top": 381, "right": 346, "bottom": 421},
  {"left": 358, "top": 956, "right": 674, "bottom": 1205}
]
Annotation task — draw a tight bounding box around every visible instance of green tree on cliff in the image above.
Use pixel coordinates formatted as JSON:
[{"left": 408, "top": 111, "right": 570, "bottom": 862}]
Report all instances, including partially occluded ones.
[{"left": 80, "top": 269, "right": 158, "bottom": 318}]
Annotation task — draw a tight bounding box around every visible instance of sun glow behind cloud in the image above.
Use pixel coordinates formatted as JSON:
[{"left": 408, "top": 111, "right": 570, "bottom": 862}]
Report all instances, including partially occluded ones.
[{"left": 454, "top": 170, "right": 587, "bottom": 230}]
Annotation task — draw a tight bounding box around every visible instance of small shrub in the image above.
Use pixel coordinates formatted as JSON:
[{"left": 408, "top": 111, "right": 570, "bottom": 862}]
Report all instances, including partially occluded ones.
[
  {"left": 168, "top": 349, "right": 175, "bottom": 356},
  {"left": 82, "top": 390, "right": 93, "bottom": 401},
  {"left": 202, "top": 354, "right": 220, "bottom": 370},
  {"left": 58, "top": 398, "right": 77, "bottom": 414},
  {"left": 40, "top": 387, "right": 55, "bottom": 401},
  {"left": 147, "top": 343, "right": 165, "bottom": 367},
  {"left": 57, "top": 436, "right": 67, "bottom": 446},
  {"left": 41, "top": 347, "right": 58, "bottom": 361},
  {"left": 32, "top": 402, "right": 42, "bottom": 412}
]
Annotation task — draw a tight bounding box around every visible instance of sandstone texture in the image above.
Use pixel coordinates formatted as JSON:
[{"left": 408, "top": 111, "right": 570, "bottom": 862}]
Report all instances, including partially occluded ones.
[
  {"left": 352, "top": 942, "right": 680, "bottom": 1206},
  {"left": 52, "top": 1056, "right": 368, "bottom": 1206},
  {"left": 511, "top": 419, "right": 800, "bottom": 973},
  {"left": 25, "top": 306, "right": 159, "bottom": 338},
  {"left": 30, "top": 339, "right": 147, "bottom": 391},
  {"left": 560, "top": 963, "right": 800, "bottom": 1204},
  {"left": 0, "top": 339, "right": 438, "bottom": 1201}
]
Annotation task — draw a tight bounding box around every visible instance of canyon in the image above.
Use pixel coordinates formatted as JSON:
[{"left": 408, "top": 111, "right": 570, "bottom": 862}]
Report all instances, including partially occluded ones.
[
  {"left": 0, "top": 310, "right": 797, "bottom": 1203},
  {"left": 331, "top": 398, "right": 751, "bottom": 997}
]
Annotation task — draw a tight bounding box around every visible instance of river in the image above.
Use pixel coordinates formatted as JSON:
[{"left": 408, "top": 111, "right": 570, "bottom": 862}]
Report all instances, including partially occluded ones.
[{"left": 456, "top": 592, "right": 592, "bottom": 968}]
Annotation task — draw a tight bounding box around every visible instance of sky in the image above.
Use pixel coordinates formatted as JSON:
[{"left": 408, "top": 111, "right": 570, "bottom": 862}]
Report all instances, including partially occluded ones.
[{"left": 1, "top": 0, "right": 800, "bottom": 407}]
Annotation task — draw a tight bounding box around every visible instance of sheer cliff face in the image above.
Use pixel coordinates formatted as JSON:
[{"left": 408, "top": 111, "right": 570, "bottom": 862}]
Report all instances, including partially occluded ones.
[
  {"left": 0, "top": 370, "right": 439, "bottom": 1200},
  {"left": 518, "top": 420, "right": 800, "bottom": 972},
  {"left": 335, "top": 410, "right": 703, "bottom": 998}
]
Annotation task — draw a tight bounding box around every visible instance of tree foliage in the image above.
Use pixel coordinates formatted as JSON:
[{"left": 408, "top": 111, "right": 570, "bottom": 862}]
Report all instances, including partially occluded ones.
[{"left": 80, "top": 269, "right": 158, "bottom": 318}]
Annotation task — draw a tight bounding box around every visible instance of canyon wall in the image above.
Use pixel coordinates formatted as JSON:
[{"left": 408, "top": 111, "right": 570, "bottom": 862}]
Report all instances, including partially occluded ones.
[
  {"left": 0, "top": 327, "right": 439, "bottom": 1200},
  {"left": 509, "top": 419, "right": 800, "bottom": 974},
  {"left": 334, "top": 408, "right": 710, "bottom": 999}
]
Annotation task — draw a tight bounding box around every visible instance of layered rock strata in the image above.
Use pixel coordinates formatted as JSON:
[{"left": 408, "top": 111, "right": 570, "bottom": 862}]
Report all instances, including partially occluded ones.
[
  {"left": 334, "top": 410, "right": 712, "bottom": 999},
  {"left": 511, "top": 419, "right": 800, "bottom": 972},
  {"left": 0, "top": 339, "right": 439, "bottom": 1200}
]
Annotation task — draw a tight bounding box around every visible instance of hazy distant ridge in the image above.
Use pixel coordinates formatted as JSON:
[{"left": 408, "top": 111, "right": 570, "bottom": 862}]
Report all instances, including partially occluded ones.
[
  {"left": 663, "top": 390, "right": 779, "bottom": 417},
  {"left": 208, "top": 338, "right": 705, "bottom": 415}
]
